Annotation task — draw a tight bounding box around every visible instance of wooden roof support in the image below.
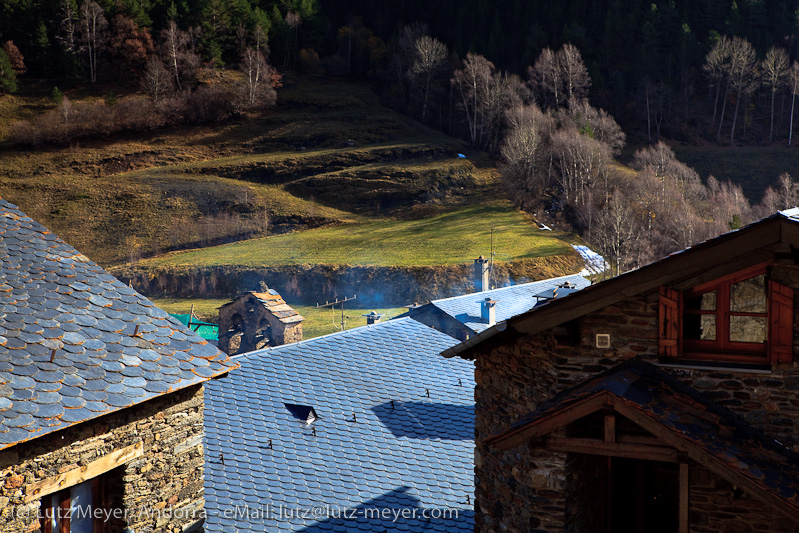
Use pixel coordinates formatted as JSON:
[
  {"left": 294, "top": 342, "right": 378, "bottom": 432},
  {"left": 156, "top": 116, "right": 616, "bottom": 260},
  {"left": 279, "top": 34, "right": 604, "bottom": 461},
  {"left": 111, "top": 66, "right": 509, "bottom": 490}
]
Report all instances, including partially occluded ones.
[
  {"left": 544, "top": 436, "right": 681, "bottom": 463},
  {"left": 487, "top": 393, "right": 610, "bottom": 451},
  {"left": 679, "top": 463, "right": 689, "bottom": 533},
  {"left": 609, "top": 398, "right": 799, "bottom": 524},
  {"left": 604, "top": 414, "right": 615, "bottom": 443}
]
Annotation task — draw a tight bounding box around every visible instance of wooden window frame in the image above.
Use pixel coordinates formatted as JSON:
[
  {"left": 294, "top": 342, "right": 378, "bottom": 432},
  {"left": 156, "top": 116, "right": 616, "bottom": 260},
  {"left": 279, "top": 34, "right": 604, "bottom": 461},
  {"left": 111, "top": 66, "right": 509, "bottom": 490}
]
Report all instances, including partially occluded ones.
[
  {"left": 659, "top": 263, "right": 794, "bottom": 365},
  {"left": 39, "top": 469, "right": 114, "bottom": 533}
]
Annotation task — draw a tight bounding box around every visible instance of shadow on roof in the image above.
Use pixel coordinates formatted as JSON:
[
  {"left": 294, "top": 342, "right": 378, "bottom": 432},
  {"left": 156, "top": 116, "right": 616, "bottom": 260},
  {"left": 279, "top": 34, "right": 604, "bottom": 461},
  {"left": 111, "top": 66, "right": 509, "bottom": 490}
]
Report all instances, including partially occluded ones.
[
  {"left": 297, "top": 486, "right": 474, "bottom": 532},
  {"left": 371, "top": 401, "right": 474, "bottom": 441}
]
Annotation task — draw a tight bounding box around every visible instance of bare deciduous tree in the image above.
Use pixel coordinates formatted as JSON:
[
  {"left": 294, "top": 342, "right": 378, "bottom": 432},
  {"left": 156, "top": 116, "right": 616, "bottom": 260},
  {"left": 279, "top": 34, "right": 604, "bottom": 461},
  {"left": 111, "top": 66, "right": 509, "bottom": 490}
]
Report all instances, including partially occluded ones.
[
  {"left": 78, "top": 0, "right": 107, "bottom": 83},
  {"left": 529, "top": 47, "right": 562, "bottom": 109},
  {"left": 160, "top": 20, "right": 199, "bottom": 92},
  {"left": 566, "top": 98, "right": 626, "bottom": 155},
  {"left": 703, "top": 36, "right": 731, "bottom": 128},
  {"left": 553, "top": 126, "right": 610, "bottom": 205},
  {"left": 759, "top": 173, "right": 799, "bottom": 216},
  {"left": 790, "top": 62, "right": 799, "bottom": 146},
  {"left": 762, "top": 47, "right": 789, "bottom": 143},
  {"left": 500, "top": 103, "right": 552, "bottom": 209},
  {"left": 559, "top": 43, "right": 590, "bottom": 102},
  {"left": 58, "top": 0, "right": 79, "bottom": 55},
  {"left": 529, "top": 43, "right": 590, "bottom": 109},
  {"left": 141, "top": 56, "right": 171, "bottom": 102},
  {"left": 727, "top": 37, "right": 758, "bottom": 144},
  {"left": 240, "top": 46, "right": 279, "bottom": 109},
  {"left": 410, "top": 35, "right": 448, "bottom": 123},
  {"left": 452, "top": 53, "right": 523, "bottom": 150}
]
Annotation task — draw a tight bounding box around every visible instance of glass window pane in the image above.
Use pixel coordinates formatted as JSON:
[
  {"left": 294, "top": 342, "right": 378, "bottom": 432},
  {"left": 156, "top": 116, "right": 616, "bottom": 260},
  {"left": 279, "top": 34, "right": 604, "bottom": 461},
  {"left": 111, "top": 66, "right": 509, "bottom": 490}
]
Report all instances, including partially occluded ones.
[
  {"left": 70, "top": 481, "right": 93, "bottom": 533},
  {"left": 684, "top": 314, "right": 716, "bottom": 341},
  {"left": 686, "top": 291, "right": 716, "bottom": 311},
  {"left": 730, "top": 275, "right": 766, "bottom": 313},
  {"left": 730, "top": 316, "right": 767, "bottom": 343}
]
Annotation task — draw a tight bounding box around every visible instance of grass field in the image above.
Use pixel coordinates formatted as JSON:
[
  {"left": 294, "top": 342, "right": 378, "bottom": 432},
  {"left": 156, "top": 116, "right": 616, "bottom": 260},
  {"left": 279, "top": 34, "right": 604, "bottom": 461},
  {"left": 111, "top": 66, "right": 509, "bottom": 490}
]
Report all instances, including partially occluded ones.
[
  {"left": 152, "top": 297, "right": 406, "bottom": 340},
  {"left": 0, "top": 76, "right": 505, "bottom": 266},
  {"left": 134, "top": 201, "right": 574, "bottom": 268},
  {"left": 672, "top": 145, "right": 799, "bottom": 202}
]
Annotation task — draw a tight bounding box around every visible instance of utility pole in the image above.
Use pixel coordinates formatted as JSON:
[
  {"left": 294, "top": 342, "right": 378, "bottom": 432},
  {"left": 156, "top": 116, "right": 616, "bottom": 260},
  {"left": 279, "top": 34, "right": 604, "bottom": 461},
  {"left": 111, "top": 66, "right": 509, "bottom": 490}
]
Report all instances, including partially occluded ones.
[
  {"left": 489, "top": 224, "right": 503, "bottom": 290},
  {"left": 316, "top": 296, "right": 357, "bottom": 331}
]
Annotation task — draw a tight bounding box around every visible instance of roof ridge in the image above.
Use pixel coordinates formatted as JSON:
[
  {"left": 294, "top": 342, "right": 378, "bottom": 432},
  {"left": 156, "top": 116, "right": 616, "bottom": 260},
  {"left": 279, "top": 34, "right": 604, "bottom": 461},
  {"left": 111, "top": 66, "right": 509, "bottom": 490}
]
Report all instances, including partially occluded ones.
[
  {"left": 430, "top": 273, "right": 587, "bottom": 305},
  {"left": 230, "top": 317, "right": 418, "bottom": 360}
]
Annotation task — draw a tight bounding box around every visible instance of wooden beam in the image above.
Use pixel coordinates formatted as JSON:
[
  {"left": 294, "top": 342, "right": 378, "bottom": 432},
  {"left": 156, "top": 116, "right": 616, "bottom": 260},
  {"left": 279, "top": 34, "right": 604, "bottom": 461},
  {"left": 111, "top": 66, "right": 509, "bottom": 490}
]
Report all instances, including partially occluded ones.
[
  {"left": 609, "top": 399, "right": 799, "bottom": 523},
  {"left": 488, "top": 393, "right": 610, "bottom": 450},
  {"left": 617, "top": 434, "right": 661, "bottom": 446},
  {"left": 674, "top": 258, "right": 774, "bottom": 293},
  {"left": 604, "top": 415, "right": 615, "bottom": 443},
  {"left": 25, "top": 442, "right": 143, "bottom": 503},
  {"left": 543, "top": 436, "right": 681, "bottom": 463},
  {"left": 679, "top": 463, "right": 689, "bottom": 533}
]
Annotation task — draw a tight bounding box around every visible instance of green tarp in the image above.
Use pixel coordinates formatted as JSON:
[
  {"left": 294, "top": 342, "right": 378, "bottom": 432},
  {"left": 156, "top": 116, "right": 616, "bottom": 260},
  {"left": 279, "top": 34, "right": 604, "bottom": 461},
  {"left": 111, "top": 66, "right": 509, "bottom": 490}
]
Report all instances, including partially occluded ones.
[{"left": 170, "top": 313, "right": 219, "bottom": 341}]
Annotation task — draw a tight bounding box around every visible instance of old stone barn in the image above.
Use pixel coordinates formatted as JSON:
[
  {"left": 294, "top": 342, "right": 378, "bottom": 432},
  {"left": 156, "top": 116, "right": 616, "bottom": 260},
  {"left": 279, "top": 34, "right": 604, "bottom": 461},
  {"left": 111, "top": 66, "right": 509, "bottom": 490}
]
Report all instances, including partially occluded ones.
[
  {"left": 217, "top": 290, "right": 304, "bottom": 355},
  {"left": 0, "top": 199, "right": 237, "bottom": 533},
  {"left": 445, "top": 210, "right": 799, "bottom": 533}
]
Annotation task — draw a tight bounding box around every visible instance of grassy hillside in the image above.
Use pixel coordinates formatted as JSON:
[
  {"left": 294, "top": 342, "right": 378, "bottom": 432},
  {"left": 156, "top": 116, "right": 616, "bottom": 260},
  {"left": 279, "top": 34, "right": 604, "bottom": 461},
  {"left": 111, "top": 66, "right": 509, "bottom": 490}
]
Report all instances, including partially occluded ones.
[
  {"left": 1, "top": 76, "right": 584, "bottom": 305},
  {"left": 0, "top": 77, "right": 496, "bottom": 265},
  {"left": 134, "top": 201, "right": 573, "bottom": 269}
]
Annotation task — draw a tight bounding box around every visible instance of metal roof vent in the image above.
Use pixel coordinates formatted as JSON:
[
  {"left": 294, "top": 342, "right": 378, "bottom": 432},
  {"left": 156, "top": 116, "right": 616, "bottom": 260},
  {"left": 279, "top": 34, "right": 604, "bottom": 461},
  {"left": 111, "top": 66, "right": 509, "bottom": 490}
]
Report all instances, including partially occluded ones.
[
  {"left": 284, "top": 403, "right": 319, "bottom": 424},
  {"left": 362, "top": 311, "right": 384, "bottom": 325}
]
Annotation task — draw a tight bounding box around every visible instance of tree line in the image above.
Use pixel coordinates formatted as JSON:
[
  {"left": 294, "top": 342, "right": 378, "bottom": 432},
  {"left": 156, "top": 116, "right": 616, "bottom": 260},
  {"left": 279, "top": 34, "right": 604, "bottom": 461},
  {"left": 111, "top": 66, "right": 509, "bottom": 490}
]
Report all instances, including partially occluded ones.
[
  {"left": 3, "top": 0, "right": 285, "bottom": 144},
  {"left": 320, "top": 0, "right": 799, "bottom": 144}
]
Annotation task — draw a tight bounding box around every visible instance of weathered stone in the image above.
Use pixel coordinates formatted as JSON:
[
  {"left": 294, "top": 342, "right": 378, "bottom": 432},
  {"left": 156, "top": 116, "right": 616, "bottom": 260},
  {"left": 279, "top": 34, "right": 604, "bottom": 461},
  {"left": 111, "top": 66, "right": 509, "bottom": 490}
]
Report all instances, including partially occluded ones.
[{"left": 0, "top": 386, "right": 206, "bottom": 533}]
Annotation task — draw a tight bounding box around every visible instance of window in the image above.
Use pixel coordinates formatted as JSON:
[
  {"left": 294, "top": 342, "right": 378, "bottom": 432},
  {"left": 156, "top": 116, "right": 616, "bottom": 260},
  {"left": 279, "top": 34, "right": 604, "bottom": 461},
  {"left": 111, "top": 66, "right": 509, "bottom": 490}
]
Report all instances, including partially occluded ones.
[
  {"left": 40, "top": 471, "right": 120, "bottom": 533},
  {"left": 659, "top": 266, "right": 793, "bottom": 364}
]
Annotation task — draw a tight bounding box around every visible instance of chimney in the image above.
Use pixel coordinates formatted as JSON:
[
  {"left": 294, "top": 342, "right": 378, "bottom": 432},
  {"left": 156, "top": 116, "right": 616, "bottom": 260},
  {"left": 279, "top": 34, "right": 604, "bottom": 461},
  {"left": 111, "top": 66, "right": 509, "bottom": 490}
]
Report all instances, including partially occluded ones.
[
  {"left": 481, "top": 297, "right": 497, "bottom": 326},
  {"left": 474, "top": 256, "right": 490, "bottom": 292},
  {"left": 363, "top": 311, "right": 383, "bottom": 325}
]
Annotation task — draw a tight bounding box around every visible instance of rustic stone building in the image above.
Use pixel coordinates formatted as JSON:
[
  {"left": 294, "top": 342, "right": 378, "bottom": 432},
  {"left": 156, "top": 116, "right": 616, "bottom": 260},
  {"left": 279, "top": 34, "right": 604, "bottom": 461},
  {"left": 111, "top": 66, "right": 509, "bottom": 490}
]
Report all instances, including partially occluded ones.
[
  {"left": 217, "top": 290, "right": 304, "bottom": 355},
  {"left": 0, "top": 199, "right": 237, "bottom": 533},
  {"left": 444, "top": 210, "right": 799, "bottom": 533}
]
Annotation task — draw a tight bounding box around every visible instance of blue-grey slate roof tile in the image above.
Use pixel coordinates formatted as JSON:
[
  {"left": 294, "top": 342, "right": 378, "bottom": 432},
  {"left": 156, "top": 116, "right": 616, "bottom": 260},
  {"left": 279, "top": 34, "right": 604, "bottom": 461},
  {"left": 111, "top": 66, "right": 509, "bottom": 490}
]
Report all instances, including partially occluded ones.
[
  {"left": 204, "top": 318, "right": 474, "bottom": 532},
  {"left": 426, "top": 273, "right": 590, "bottom": 334},
  {"left": 0, "top": 199, "right": 238, "bottom": 450}
]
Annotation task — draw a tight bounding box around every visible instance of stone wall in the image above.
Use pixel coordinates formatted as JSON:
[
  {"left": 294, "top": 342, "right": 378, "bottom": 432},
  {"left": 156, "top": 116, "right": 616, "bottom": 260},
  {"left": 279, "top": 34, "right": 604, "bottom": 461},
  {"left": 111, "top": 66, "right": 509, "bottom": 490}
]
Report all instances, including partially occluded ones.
[
  {"left": 474, "top": 288, "right": 799, "bottom": 532},
  {"left": 0, "top": 385, "right": 206, "bottom": 533},
  {"left": 112, "top": 255, "right": 584, "bottom": 306},
  {"left": 689, "top": 465, "right": 799, "bottom": 533}
]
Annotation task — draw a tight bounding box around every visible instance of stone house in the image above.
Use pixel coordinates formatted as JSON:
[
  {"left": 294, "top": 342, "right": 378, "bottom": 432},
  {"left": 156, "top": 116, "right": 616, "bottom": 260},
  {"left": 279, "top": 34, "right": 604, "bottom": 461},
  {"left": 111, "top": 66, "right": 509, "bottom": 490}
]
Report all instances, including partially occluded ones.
[
  {"left": 217, "top": 290, "right": 304, "bottom": 355},
  {"left": 0, "top": 199, "right": 237, "bottom": 533},
  {"left": 443, "top": 210, "right": 799, "bottom": 533}
]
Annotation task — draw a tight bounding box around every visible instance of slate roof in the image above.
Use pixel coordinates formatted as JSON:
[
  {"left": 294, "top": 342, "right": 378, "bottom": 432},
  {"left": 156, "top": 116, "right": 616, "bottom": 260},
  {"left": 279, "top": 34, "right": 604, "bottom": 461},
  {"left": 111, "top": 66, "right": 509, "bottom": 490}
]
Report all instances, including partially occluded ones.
[
  {"left": 494, "top": 359, "right": 799, "bottom": 514},
  {"left": 0, "top": 199, "right": 237, "bottom": 450},
  {"left": 425, "top": 273, "right": 590, "bottom": 334},
  {"left": 220, "top": 291, "right": 304, "bottom": 324},
  {"left": 204, "top": 317, "right": 474, "bottom": 532}
]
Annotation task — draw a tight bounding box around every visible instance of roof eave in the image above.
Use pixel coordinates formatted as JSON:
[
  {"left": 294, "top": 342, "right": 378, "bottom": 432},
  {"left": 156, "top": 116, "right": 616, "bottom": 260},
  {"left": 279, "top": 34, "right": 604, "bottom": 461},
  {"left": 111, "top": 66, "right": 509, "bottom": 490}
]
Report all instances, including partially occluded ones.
[{"left": 453, "top": 214, "right": 793, "bottom": 359}]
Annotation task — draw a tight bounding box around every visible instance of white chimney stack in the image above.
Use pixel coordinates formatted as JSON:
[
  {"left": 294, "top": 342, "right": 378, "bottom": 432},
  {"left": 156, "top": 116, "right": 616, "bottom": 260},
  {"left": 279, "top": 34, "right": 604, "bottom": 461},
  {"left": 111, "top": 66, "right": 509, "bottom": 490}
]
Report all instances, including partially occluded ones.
[
  {"left": 474, "top": 256, "right": 490, "bottom": 292},
  {"left": 481, "top": 297, "right": 497, "bottom": 326}
]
